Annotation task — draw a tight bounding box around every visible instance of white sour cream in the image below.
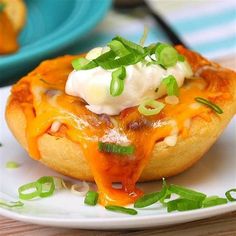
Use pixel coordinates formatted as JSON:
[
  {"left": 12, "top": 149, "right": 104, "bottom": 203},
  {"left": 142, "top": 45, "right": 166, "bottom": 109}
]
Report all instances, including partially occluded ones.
[{"left": 65, "top": 47, "right": 193, "bottom": 115}]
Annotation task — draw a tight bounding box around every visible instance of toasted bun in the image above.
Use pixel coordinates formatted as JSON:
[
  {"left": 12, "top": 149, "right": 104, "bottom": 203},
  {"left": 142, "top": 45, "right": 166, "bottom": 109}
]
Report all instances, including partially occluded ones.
[
  {"left": 5, "top": 49, "right": 236, "bottom": 182},
  {"left": 1, "top": 0, "right": 26, "bottom": 33}
]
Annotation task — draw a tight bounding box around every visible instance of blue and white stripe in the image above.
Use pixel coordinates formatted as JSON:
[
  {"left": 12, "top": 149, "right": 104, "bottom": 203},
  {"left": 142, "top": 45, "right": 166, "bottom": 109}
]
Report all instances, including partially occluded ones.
[{"left": 71, "top": 0, "right": 236, "bottom": 60}]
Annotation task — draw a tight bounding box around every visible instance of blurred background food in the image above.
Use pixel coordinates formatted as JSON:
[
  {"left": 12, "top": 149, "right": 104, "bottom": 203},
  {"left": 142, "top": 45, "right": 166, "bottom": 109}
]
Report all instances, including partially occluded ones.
[
  {"left": 0, "top": 0, "right": 26, "bottom": 54},
  {"left": 0, "top": 0, "right": 235, "bottom": 86}
]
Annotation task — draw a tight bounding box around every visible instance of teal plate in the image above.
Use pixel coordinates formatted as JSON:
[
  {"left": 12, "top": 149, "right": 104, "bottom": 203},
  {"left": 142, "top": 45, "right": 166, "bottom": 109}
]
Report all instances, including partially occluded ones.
[{"left": 0, "top": 0, "right": 111, "bottom": 86}]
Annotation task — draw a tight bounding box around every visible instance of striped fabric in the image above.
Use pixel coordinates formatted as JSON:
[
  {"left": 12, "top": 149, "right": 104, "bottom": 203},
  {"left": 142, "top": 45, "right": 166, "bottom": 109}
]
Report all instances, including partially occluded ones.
[{"left": 70, "top": 0, "right": 236, "bottom": 60}]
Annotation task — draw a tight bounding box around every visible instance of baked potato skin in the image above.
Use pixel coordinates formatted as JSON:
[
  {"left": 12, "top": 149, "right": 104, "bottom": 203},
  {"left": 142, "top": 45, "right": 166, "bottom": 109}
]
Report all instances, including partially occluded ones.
[{"left": 5, "top": 48, "right": 236, "bottom": 182}]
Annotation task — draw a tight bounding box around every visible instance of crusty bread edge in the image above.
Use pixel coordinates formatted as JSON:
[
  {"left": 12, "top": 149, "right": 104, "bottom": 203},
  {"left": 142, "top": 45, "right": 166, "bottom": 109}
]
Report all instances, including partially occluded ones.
[{"left": 5, "top": 85, "right": 236, "bottom": 182}]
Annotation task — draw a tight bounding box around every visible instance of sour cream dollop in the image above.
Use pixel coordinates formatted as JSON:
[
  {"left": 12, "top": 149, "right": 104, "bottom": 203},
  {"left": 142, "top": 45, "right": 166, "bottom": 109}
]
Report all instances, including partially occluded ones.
[{"left": 65, "top": 47, "right": 193, "bottom": 115}]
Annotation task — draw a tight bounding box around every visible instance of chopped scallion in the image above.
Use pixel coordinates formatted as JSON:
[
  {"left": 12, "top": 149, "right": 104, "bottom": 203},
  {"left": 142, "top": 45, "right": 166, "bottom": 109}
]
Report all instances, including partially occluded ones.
[
  {"left": 6, "top": 161, "right": 20, "bottom": 169},
  {"left": 37, "top": 176, "right": 55, "bottom": 198},
  {"left": 202, "top": 196, "right": 227, "bottom": 208},
  {"left": 138, "top": 99, "right": 165, "bottom": 116},
  {"left": 161, "top": 75, "right": 179, "bottom": 96},
  {"left": 113, "top": 36, "right": 145, "bottom": 54},
  {"left": 158, "top": 46, "right": 178, "bottom": 68},
  {"left": 105, "top": 205, "right": 137, "bottom": 215},
  {"left": 18, "top": 181, "right": 42, "bottom": 200},
  {"left": 167, "top": 198, "right": 202, "bottom": 212},
  {"left": 84, "top": 191, "right": 99, "bottom": 206},
  {"left": 0, "top": 199, "right": 23, "bottom": 208},
  {"left": 169, "top": 184, "right": 206, "bottom": 202},
  {"left": 195, "top": 97, "right": 223, "bottom": 114},
  {"left": 108, "top": 40, "right": 130, "bottom": 57},
  {"left": 134, "top": 179, "right": 167, "bottom": 208},
  {"left": 0, "top": 2, "right": 6, "bottom": 12},
  {"left": 72, "top": 58, "right": 97, "bottom": 70},
  {"left": 98, "top": 142, "right": 135, "bottom": 155},
  {"left": 225, "top": 189, "right": 236, "bottom": 202}
]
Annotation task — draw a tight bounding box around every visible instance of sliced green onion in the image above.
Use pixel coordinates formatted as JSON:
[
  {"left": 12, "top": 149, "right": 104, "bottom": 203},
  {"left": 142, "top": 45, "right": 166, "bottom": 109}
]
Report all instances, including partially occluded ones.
[
  {"left": 145, "top": 43, "right": 158, "bottom": 56},
  {"left": 157, "top": 46, "right": 178, "bottom": 68},
  {"left": 93, "top": 50, "right": 116, "bottom": 64},
  {"left": 139, "top": 26, "right": 149, "bottom": 46},
  {"left": 112, "top": 66, "right": 126, "bottom": 80},
  {"left": 6, "top": 161, "right": 20, "bottom": 169},
  {"left": 155, "top": 43, "right": 168, "bottom": 55},
  {"left": 98, "top": 53, "right": 143, "bottom": 70},
  {"left": 0, "top": 2, "right": 6, "bottom": 12},
  {"left": 105, "top": 205, "right": 137, "bottom": 215},
  {"left": 178, "top": 54, "right": 185, "bottom": 62},
  {"left": 72, "top": 58, "right": 97, "bottom": 70},
  {"left": 167, "top": 198, "right": 202, "bottom": 212},
  {"left": 18, "top": 181, "right": 42, "bottom": 200},
  {"left": 84, "top": 191, "right": 99, "bottom": 206},
  {"left": 225, "top": 189, "right": 236, "bottom": 202},
  {"left": 113, "top": 36, "right": 145, "bottom": 54},
  {"left": 108, "top": 40, "right": 130, "bottom": 57},
  {"left": 0, "top": 199, "right": 23, "bottom": 208},
  {"left": 202, "top": 196, "right": 227, "bottom": 208},
  {"left": 138, "top": 99, "right": 165, "bottom": 116},
  {"left": 134, "top": 179, "right": 167, "bottom": 208},
  {"left": 169, "top": 184, "right": 206, "bottom": 202},
  {"left": 161, "top": 75, "right": 179, "bottom": 96},
  {"left": 98, "top": 142, "right": 135, "bottom": 155},
  {"left": 110, "top": 76, "right": 124, "bottom": 96},
  {"left": 195, "top": 97, "right": 223, "bottom": 114},
  {"left": 37, "top": 176, "right": 55, "bottom": 198}
]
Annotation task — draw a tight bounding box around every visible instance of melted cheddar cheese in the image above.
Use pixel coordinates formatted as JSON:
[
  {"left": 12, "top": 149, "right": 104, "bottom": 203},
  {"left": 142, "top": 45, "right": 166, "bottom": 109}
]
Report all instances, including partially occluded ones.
[{"left": 10, "top": 47, "right": 232, "bottom": 206}]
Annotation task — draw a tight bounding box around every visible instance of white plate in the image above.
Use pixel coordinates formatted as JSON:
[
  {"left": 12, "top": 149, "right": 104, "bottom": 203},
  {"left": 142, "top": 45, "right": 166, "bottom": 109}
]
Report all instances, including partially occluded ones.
[{"left": 0, "top": 86, "right": 235, "bottom": 230}]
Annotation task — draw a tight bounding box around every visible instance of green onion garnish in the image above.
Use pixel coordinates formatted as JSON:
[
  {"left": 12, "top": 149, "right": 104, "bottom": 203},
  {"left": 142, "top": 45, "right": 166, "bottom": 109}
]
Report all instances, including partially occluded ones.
[
  {"left": 225, "top": 189, "right": 236, "bottom": 202},
  {"left": 156, "top": 45, "right": 179, "bottom": 68},
  {"left": 0, "top": 199, "right": 23, "bottom": 208},
  {"left": 18, "top": 181, "right": 42, "bottom": 200},
  {"left": 138, "top": 99, "right": 165, "bottom": 116},
  {"left": 110, "top": 66, "right": 126, "bottom": 96},
  {"left": 113, "top": 36, "right": 145, "bottom": 55},
  {"left": 72, "top": 58, "right": 97, "bottom": 70},
  {"left": 139, "top": 26, "right": 149, "bottom": 46},
  {"left": 169, "top": 184, "right": 206, "bottom": 202},
  {"left": 98, "top": 142, "right": 135, "bottom": 155},
  {"left": 161, "top": 75, "right": 179, "bottom": 96},
  {"left": 0, "top": 2, "right": 6, "bottom": 12},
  {"left": 195, "top": 97, "right": 223, "bottom": 114},
  {"left": 6, "top": 161, "right": 20, "bottom": 169},
  {"left": 134, "top": 179, "right": 167, "bottom": 208},
  {"left": 84, "top": 191, "right": 99, "bottom": 206},
  {"left": 202, "top": 196, "right": 227, "bottom": 208},
  {"left": 178, "top": 54, "right": 185, "bottom": 62},
  {"left": 105, "top": 205, "right": 138, "bottom": 215},
  {"left": 37, "top": 176, "right": 55, "bottom": 198},
  {"left": 108, "top": 40, "right": 130, "bottom": 57},
  {"left": 167, "top": 198, "right": 202, "bottom": 212}
]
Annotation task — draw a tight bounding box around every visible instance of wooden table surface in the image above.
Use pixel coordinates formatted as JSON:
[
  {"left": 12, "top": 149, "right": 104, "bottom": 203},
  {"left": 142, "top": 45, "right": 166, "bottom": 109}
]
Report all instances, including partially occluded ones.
[{"left": 1, "top": 55, "right": 236, "bottom": 236}]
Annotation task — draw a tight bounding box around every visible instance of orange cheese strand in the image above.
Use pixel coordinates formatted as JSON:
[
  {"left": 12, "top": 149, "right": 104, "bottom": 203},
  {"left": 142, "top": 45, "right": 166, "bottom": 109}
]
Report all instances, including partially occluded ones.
[{"left": 11, "top": 55, "right": 231, "bottom": 206}]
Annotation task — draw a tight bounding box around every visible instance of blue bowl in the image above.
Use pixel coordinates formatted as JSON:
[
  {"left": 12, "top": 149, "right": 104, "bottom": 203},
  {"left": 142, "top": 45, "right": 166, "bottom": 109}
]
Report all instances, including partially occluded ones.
[{"left": 0, "top": 0, "right": 111, "bottom": 86}]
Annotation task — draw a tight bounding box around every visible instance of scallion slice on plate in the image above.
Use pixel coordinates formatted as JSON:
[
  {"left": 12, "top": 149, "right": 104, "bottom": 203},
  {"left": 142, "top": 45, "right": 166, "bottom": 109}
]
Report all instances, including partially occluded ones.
[
  {"left": 84, "top": 191, "right": 99, "bottom": 206},
  {"left": 105, "top": 205, "right": 138, "bottom": 215},
  {"left": 225, "top": 189, "right": 236, "bottom": 202},
  {"left": 18, "top": 181, "right": 42, "bottom": 200}
]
